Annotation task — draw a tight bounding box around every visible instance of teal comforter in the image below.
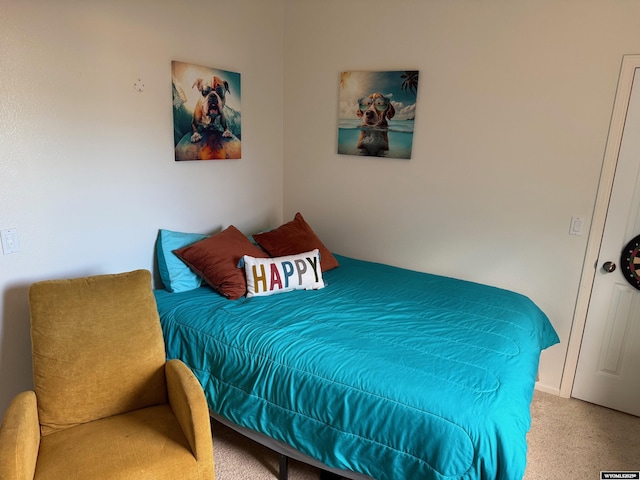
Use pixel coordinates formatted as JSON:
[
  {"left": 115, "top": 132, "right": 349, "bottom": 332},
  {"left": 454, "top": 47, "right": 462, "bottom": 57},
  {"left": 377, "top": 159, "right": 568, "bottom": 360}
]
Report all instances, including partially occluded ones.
[{"left": 155, "top": 255, "right": 559, "bottom": 480}]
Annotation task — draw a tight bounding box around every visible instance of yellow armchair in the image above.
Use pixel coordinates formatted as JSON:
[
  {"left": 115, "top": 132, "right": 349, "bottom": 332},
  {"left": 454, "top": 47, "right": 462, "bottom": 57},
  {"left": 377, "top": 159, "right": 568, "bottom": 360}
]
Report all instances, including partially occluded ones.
[{"left": 0, "top": 270, "right": 214, "bottom": 480}]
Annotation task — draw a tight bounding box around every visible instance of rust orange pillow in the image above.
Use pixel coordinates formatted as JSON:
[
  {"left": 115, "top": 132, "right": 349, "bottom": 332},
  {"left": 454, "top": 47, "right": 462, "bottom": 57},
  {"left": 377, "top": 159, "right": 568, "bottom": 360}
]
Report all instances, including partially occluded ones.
[
  {"left": 174, "top": 225, "right": 268, "bottom": 299},
  {"left": 253, "top": 212, "right": 339, "bottom": 272}
]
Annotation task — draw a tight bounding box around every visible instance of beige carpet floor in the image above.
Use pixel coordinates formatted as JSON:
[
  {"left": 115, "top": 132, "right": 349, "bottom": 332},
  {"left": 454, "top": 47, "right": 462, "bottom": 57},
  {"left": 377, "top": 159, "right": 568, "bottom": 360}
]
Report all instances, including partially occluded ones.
[{"left": 212, "top": 390, "right": 640, "bottom": 479}]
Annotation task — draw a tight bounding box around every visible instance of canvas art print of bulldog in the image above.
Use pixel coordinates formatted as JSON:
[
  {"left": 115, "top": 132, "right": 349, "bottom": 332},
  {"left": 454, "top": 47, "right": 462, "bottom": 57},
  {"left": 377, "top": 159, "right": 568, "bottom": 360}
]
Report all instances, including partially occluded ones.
[{"left": 191, "top": 76, "right": 232, "bottom": 142}]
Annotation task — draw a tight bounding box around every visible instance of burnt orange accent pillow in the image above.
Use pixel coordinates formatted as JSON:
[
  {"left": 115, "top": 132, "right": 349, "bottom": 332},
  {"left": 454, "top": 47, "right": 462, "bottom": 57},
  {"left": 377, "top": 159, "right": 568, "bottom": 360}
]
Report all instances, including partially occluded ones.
[
  {"left": 174, "top": 225, "right": 268, "bottom": 299},
  {"left": 253, "top": 212, "right": 339, "bottom": 272}
]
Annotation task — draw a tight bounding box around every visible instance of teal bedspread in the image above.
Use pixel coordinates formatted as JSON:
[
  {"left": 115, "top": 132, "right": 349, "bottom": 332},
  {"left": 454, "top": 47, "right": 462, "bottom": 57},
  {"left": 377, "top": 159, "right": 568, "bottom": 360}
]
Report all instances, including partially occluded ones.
[{"left": 155, "top": 254, "right": 559, "bottom": 480}]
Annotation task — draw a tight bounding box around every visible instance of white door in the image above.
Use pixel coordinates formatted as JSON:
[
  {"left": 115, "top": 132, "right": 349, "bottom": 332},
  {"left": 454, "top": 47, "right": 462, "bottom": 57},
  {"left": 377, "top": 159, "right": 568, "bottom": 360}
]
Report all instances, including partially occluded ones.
[{"left": 572, "top": 61, "right": 640, "bottom": 417}]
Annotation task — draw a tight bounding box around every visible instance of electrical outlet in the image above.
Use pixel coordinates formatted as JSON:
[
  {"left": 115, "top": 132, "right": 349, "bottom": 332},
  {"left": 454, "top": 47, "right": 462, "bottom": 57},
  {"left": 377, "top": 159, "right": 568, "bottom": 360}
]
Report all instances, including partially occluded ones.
[{"left": 1, "top": 228, "right": 20, "bottom": 254}]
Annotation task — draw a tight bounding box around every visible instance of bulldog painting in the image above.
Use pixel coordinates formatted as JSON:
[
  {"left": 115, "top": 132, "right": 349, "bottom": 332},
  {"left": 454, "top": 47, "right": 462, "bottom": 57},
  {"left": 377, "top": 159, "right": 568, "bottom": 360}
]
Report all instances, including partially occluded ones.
[
  {"left": 191, "top": 76, "right": 231, "bottom": 142},
  {"left": 172, "top": 61, "right": 242, "bottom": 160}
]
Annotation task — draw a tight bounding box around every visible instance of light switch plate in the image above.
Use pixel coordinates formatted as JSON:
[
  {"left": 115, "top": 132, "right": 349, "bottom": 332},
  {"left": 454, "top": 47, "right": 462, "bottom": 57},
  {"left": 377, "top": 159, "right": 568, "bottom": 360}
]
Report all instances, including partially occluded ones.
[
  {"left": 1, "top": 228, "right": 20, "bottom": 254},
  {"left": 569, "top": 216, "right": 585, "bottom": 236}
]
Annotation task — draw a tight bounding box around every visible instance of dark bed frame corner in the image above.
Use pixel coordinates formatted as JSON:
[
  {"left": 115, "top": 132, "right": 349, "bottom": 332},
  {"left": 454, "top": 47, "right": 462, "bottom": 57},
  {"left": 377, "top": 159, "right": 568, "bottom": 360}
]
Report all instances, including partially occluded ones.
[
  {"left": 279, "top": 454, "right": 343, "bottom": 480},
  {"left": 211, "top": 412, "right": 367, "bottom": 480}
]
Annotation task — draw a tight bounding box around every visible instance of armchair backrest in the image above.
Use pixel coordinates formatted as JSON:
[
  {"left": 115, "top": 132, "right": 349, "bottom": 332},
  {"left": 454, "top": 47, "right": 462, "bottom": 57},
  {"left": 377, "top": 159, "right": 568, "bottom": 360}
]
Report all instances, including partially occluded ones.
[{"left": 29, "top": 270, "right": 168, "bottom": 436}]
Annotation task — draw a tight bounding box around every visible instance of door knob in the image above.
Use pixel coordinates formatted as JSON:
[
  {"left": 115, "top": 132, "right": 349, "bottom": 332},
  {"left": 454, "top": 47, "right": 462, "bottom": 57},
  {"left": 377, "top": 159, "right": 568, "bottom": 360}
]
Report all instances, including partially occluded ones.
[{"left": 602, "top": 261, "right": 616, "bottom": 273}]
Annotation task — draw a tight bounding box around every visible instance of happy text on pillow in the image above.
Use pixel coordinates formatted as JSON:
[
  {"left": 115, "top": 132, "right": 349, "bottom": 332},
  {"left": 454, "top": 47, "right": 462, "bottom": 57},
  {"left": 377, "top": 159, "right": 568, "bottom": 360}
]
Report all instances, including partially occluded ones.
[{"left": 243, "top": 249, "right": 325, "bottom": 297}]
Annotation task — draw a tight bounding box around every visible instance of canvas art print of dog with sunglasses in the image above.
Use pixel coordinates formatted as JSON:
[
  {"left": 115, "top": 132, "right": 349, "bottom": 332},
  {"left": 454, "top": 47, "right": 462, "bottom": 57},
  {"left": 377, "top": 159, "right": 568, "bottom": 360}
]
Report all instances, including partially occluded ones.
[
  {"left": 172, "top": 60, "right": 242, "bottom": 161},
  {"left": 337, "top": 70, "right": 419, "bottom": 159}
]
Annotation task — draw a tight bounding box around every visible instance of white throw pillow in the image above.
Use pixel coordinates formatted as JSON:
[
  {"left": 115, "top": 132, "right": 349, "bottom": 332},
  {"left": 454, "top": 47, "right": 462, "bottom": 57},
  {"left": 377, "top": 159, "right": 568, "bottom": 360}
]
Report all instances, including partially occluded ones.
[{"left": 243, "top": 249, "right": 325, "bottom": 298}]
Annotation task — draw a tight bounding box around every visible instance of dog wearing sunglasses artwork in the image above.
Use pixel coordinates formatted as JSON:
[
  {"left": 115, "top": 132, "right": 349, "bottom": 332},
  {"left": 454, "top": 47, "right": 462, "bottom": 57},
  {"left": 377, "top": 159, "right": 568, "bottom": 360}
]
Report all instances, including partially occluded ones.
[{"left": 356, "top": 93, "right": 395, "bottom": 156}]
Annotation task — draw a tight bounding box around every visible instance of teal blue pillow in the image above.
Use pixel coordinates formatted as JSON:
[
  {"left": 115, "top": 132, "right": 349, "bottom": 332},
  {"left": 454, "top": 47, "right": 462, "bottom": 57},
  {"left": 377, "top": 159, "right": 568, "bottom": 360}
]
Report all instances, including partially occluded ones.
[{"left": 157, "top": 229, "right": 209, "bottom": 292}]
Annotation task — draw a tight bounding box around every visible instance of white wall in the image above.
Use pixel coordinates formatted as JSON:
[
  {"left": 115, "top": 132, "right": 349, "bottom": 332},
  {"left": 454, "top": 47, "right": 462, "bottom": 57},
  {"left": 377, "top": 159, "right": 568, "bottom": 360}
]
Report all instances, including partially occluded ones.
[
  {"left": 0, "top": 0, "right": 284, "bottom": 415},
  {"left": 283, "top": 0, "right": 640, "bottom": 394}
]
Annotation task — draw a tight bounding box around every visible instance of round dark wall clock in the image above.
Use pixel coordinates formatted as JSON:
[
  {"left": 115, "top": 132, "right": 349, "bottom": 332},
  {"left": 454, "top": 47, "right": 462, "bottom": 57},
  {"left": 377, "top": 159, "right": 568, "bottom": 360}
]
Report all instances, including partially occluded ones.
[{"left": 621, "top": 234, "right": 640, "bottom": 290}]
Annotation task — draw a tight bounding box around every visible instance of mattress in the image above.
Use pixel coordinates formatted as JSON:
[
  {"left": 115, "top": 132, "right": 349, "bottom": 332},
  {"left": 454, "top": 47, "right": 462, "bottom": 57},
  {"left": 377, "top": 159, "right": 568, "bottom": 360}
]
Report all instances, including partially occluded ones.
[{"left": 155, "top": 254, "right": 559, "bottom": 480}]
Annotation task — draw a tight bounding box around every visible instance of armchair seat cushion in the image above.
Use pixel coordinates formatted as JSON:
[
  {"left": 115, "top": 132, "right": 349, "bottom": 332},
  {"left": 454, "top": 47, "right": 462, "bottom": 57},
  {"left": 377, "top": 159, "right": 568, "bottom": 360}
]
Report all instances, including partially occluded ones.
[{"left": 35, "top": 404, "right": 206, "bottom": 480}]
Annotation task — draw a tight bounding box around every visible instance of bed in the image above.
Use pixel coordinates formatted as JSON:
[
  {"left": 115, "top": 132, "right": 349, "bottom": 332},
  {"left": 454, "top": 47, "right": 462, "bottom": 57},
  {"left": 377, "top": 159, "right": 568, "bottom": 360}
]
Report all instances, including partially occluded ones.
[{"left": 154, "top": 220, "right": 559, "bottom": 480}]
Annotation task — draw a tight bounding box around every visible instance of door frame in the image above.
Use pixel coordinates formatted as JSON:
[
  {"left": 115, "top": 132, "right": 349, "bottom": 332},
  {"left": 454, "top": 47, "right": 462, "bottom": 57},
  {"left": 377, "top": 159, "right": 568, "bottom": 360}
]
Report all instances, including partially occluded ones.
[{"left": 560, "top": 55, "right": 640, "bottom": 397}]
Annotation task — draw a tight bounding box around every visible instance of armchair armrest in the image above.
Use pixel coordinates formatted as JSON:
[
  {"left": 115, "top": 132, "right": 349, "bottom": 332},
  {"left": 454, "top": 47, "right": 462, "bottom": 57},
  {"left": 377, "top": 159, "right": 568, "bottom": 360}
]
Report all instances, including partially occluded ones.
[
  {"left": 165, "top": 359, "right": 214, "bottom": 466},
  {"left": 0, "top": 391, "right": 40, "bottom": 480}
]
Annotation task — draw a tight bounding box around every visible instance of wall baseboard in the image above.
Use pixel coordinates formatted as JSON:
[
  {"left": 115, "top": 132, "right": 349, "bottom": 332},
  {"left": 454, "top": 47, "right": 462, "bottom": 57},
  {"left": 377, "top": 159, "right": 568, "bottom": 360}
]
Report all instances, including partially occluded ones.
[{"left": 534, "top": 382, "right": 561, "bottom": 397}]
